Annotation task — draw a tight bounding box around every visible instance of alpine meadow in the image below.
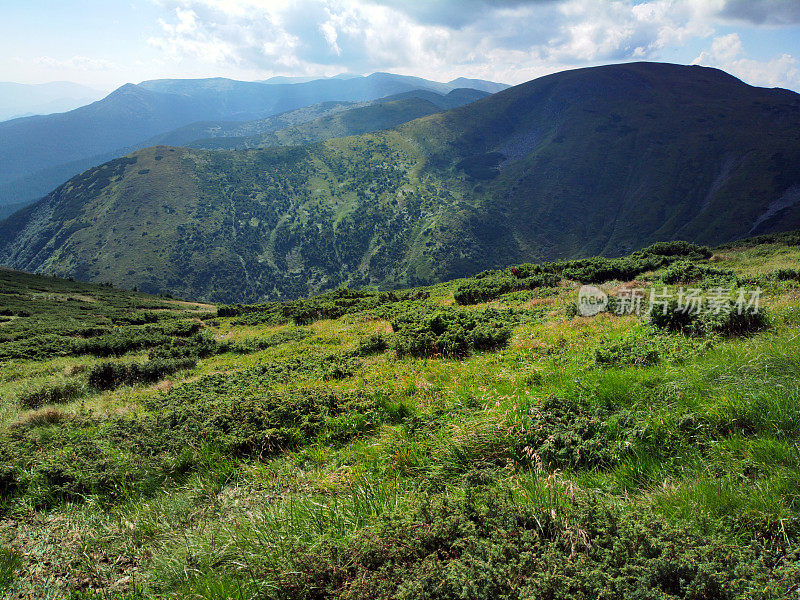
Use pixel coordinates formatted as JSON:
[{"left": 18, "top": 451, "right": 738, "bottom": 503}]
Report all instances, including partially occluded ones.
[{"left": 2, "top": 1, "right": 800, "bottom": 599}]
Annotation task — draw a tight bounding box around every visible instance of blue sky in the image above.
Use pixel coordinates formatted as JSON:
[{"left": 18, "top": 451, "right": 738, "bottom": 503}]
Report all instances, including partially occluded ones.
[{"left": 2, "top": 0, "right": 799, "bottom": 92}]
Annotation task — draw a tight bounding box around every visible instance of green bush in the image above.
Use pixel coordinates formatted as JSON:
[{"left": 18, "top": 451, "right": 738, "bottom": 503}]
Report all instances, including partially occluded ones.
[
  {"left": 320, "top": 352, "right": 361, "bottom": 381},
  {"left": 0, "top": 383, "right": 402, "bottom": 508},
  {"left": 0, "top": 417, "right": 167, "bottom": 507},
  {"left": 660, "top": 260, "right": 737, "bottom": 285},
  {"left": 555, "top": 242, "right": 712, "bottom": 284},
  {"left": 594, "top": 326, "right": 705, "bottom": 367},
  {"left": 276, "top": 487, "right": 781, "bottom": 600},
  {"left": 649, "top": 300, "right": 769, "bottom": 336},
  {"left": 391, "top": 307, "right": 512, "bottom": 357},
  {"left": 773, "top": 268, "right": 800, "bottom": 282},
  {"left": 225, "top": 288, "right": 431, "bottom": 326},
  {"left": 356, "top": 333, "right": 390, "bottom": 355},
  {"left": 159, "top": 320, "right": 203, "bottom": 336},
  {"left": 638, "top": 240, "right": 713, "bottom": 259},
  {"left": 216, "top": 327, "right": 311, "bottom": 354},
  {"left": 519, "top": 396, "right": 620, "bottom": 471},
  {"left": 16, "top": 380, "right": 84, "bottom": 409},
  {"left": 144, "top": 385, "right": 397, "bottom": 457},
  {"left": 0, "top": 334, "right": 74, "bottom": 360},
  {"left": 88, "top": 358, "right": 197, "bottom": 390},
  {"left": 72, "top": 331, "right": 172, "bottom": 357},
  {"left": 454, "top": 273, "right": 560, "bottom": 305},
  {"left": 110, "top": 311, "right": 160, "bottom": 325},
  {"left": 148, "top": 332, "right": 219, "bottom": 359}
]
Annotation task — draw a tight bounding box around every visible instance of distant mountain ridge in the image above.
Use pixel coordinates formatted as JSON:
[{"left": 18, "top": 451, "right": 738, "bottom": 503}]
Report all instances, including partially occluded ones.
[
  {"left": 155, "top": 88, "right": 490, "bottom": 151},
  {"left": 0, "top": 81, "right": 103, "bottom": 122},
  {"left": 0, "top": 73, "right": 508, "bottom": 207},
  {"left": 1, "top": 62, "right": 798, "bottom": 303}
]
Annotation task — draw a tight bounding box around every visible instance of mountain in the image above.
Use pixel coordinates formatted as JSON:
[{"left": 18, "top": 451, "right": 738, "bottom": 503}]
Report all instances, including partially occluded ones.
[
  {"left": 0, "top": 200, "right": 33, "bottom": 220},
  {"left": 0, "top": 81, "right": 103, "bottom": 122},
  {"left": 260, "top": 73, "right": 360, "bottom": 84},
  {"left": 2, "top": 62, "right": 799, "bottom": 303},
  {"left": 183, "top": 89, "right": 491, "bottom": 150},
  {"left": 0, "top": 74, "right": 507, "bottom": 207},
  {"left": 137, "top": 101, "right": 361, "bottom": 149},
  {"left": 136, "top": 88, "right": 488, "bottom": 150},
  {"left": 446, "top": 77, "right": 509, "bottom": 94}
]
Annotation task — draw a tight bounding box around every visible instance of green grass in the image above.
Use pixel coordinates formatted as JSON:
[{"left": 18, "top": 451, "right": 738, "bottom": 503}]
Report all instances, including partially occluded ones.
[{"left": 1, "top": 234, "right": 800, "bottom": 598}]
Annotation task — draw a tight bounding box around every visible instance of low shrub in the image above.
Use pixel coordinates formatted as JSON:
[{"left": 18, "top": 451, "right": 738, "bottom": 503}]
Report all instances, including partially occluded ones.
[
  {"left": 321, "top": 353, "right": 361, "bottom": 381},
  {"left": 773, "top": 268, "right": 800, "bottom": 282},
  {"left": 555, "top": 242, "right": 712, "bottom": 284},
  {"left": 88, "top": 358, "right": 197, "bottom": 390},
  {"left": 638, "top": 240, "right": 713, "bottom": 258},
  {"left": 660, "top": 260, "right": 737, "bottom": 285},
  {"left": 216, "top": 327, "right": 311, "bottom": 354},
  {"left": 454, "top": 273, "right": 560, "bottom": 305},
  {"left": 519, "top": 396, "right": 621, "bottom": 471},
  {"left": 0, "top": 334, "right": 74, "bottom": 360},
  {"left": 649, "top": 300, "right": 769, "bottom": 336},
  {"left": 110, "top": 311, "right": 160, "bottom": 325},
  {"left": 225, "top": 289, "right": 431, "bottom": 326},
  {"left": 276, "top": 486, "right": 780, "bottom": 600},
  {"left": 391, "top": 307, "right": 512, "bottom": 357},
  {"left": 16, "top": 380, "right": 84, "bottom": 409},
  {"left": 71, "top": 331, "right": 173, "bottom": 357},
  {"left": 594, "top": 326, "right": 705, "bottom": 367},
  {"left": 144, "top": 385, "right": 398, "bottom": 457},
  {"left": 159, "top": 320, "right": 203, "bottom": 337},
  {"left": 0, "top": 385, "right": 405, "bottom": 509},
  {"left": 148, "top": 333, "right": 218, "bottom": 360},
  {"left": 356, "top": 333, "right": 390, "bottom": 355}
]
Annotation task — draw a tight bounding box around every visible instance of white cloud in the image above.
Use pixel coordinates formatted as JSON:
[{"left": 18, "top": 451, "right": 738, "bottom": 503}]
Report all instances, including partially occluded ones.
[
  {"left": 141, "top": 0, "right": 800, "bottom": 89},
  {"left": 693, "top": 32, "right": 800, "bottom": 89}
]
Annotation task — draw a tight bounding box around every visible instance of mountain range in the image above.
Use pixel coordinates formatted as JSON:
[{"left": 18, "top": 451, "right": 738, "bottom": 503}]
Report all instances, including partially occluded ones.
[
  {"left": 1, "top": 62, "right": 799, "bottom": 303},
  {"left": 137, "top": 88, "right": 490, "bottom": 151},
  {"left": 0, "top": 81, "right": 103, "bottom": 122},
  {"left": 0, "top": 73, "right": 507, "bottom": 208}
]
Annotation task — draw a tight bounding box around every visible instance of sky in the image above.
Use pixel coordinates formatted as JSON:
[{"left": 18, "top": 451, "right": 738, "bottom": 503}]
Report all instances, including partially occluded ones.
[{"left": 1, "top": 0, "right": 799, "bottom": 93}]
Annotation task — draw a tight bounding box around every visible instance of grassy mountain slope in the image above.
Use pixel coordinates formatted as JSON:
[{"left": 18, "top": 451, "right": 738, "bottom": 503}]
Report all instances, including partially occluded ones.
[
  {"left": 0, "top": 74, "right": 505, "bottom": 207},
  {"left": 2, "top": 62, "right": 799, "bottom": 304},
  {"left": 189, "top": 93, "right": 487, "bottom": 150},
  {"left": 143, "top": 88, "right": 489, "bottom": 151},
  {"left": 1, "top": 234, "right": 800, "bottom": 597},
  {"left": 139, "top": 101, "right": 360, "bottom": 148}
]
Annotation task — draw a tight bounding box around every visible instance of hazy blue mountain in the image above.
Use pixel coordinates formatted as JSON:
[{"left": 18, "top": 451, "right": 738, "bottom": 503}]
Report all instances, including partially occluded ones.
[
  {"left": 0, "top": 81, "right": 103, "bottom": 122},
  {"left": 259, "top": 73, "right": 360, "bottom": 84},
  {"left": 0, "top": 73, "right": 507, "bottom": 207},
  {"left": 144, "top": 88, "right": 490, "bottom": 150},
  {"left": 446, "top": 77, "right": 509, "bottom": 94}
]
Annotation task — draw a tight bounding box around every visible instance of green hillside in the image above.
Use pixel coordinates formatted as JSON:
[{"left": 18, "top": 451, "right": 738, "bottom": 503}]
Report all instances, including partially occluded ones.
[
  {"left": 190, "top": 97, "right": 444, "bottom": 149},
  {"left": 0, "top": 74, "right": 504, "bottom": 207},
  {"left": 1, "top": 62, "right": 800, "bottom": 303},
  {"left": 1, "top": 233, "right": 800, "bottom": 597},
  {"left": 139, "top": 101, "right": 361, "bottom": 149},
  {"left": 144, "top": 89, "right": 489, "bottom": 151}
]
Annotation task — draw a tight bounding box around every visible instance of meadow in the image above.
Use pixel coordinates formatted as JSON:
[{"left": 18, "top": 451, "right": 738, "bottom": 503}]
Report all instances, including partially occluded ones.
[{"left": 1, "top": 231, "right": 800, "bottom": 599}]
